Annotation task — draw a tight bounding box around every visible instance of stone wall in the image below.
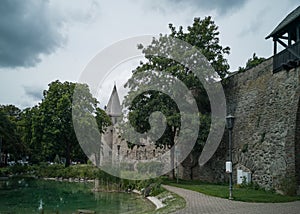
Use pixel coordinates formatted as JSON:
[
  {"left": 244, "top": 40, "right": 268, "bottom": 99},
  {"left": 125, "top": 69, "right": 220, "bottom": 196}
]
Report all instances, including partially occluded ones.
[
  {"left": 186, "top": 57, "right": 300, "bottom": 192},
  {"left": 179, "top": 141, "right": 227, "bottom": 183},
  {"left": 101, "top": 124, "right": 170, "bottom": 173},
  {"left": 223, "top": 57, "right": 300, "bottom": 190},
  {"left": 296, "top": 105, "right": 300, "bottom": 185}
]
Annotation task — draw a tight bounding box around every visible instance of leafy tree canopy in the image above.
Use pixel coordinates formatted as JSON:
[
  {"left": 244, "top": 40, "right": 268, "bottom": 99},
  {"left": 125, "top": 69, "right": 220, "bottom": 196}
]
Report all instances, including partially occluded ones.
[
  {"left": 0, "top": 81, "right": 110, "bottom": 167},
  {"left": 122, "top": 17, "right": 229, "bottom": 178},
  {"left": 238, "top": 53, "right": 266, "bottom": 72},
  {"left": 20, "top": 80, "right": 110, "bottom": 166},
  {"left": 0, "top": 105, "right": 24, "bottom": 163}
]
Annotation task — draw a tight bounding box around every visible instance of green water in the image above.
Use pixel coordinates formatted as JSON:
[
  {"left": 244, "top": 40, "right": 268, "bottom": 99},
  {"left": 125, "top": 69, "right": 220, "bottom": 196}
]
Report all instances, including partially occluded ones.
[{"left": 0, "top": 178, "right": 155, "bottom": 214}]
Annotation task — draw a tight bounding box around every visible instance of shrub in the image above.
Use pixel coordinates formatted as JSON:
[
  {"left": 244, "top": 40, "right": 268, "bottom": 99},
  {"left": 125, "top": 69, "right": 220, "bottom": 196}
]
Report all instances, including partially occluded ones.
[
  {"left": 150, "top": 182, "right": 164, "bottom": 196},
  {"left": 136, "top": 177, "right": 164, "bottom": 196}
]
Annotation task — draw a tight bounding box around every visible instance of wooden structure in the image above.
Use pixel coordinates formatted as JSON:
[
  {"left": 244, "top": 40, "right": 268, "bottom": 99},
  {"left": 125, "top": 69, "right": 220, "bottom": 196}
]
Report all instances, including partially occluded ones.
[{"left": 266, "top": 6, "right": 300, "bottom": 72}]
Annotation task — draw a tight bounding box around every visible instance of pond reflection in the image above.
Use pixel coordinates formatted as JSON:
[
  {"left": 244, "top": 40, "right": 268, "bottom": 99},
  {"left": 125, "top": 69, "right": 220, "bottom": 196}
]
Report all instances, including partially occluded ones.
[{"left": 0, "top": 178, "right": 155, "bottom": 213}]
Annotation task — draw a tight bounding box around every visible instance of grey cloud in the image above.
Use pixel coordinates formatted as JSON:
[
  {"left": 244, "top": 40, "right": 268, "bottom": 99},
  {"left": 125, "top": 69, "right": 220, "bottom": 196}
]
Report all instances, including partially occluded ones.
[
  {"left": 0, "top": 0, "right": 65, "bottom": 68},
  {"left": 175, "top": 0, "right": 248, "bottom": 14},
  {"left": 238, "top": 7, "right": 269, "bottom": 37},
  {"left": 23, "top": 85, "right": 43, "bottom": 101},
  {"left": 142, "top": 0, "right": 249, "bottom": 15}
]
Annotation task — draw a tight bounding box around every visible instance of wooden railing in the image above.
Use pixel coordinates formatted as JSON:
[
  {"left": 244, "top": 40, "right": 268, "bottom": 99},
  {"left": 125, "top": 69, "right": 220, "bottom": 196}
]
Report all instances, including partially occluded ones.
[{"left": 273, "top": 40, "right": 300, "bottom": 73}]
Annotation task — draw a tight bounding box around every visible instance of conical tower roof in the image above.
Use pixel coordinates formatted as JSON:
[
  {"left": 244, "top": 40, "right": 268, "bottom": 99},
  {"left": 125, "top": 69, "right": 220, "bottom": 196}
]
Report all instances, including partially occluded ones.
[{"left": 106, "top": 85, "right": 122, "bottom": 117}]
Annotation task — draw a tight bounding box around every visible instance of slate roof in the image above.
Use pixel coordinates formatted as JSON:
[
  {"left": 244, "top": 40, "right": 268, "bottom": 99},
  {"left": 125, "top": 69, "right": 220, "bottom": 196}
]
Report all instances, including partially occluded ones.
[
  {"left": 266, "top": 6, "right": 300, "bottom": 39},
  {"left": 106, "top": 85, "right": 122, "bottom": 117}
]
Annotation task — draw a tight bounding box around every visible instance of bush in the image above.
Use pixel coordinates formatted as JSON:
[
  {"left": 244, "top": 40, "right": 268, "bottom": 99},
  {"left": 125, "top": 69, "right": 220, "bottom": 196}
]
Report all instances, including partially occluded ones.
[
  {"left": 0, "top": 167, "right": 9, "bottom": 176},
  {"left": 238, "top": 177, "right": 261, "bottom": 190},
  {"left": 150, "top": 182, "right": 164, "bottom": 196},
  {"left": 136, "top": 177, "right": 164, "bottom": 196},
  {"left": 8, "top": 165, "right": 28, "bottom": 175}
]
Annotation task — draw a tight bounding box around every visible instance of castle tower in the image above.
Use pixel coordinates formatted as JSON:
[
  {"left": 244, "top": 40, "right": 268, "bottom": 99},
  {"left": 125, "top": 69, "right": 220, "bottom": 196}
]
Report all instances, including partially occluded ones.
[
  {"left": 106, "top": 84, "right": 122, "bottom": 124},
  {"left": 101, "top": 85, "right": 122, "bottom": 166}
]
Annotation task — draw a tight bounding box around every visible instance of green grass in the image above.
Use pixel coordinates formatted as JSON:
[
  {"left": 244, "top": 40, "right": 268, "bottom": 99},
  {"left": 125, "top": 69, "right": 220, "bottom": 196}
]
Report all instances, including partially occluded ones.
[{"left": 163, "top": 179, "right": 300, "bottom": 203}]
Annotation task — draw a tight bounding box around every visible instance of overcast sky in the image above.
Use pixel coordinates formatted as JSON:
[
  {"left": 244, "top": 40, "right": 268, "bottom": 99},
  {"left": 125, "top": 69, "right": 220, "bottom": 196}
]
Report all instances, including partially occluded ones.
[{"left": 0, "top": 0, "right": 299, "bottom": 109}]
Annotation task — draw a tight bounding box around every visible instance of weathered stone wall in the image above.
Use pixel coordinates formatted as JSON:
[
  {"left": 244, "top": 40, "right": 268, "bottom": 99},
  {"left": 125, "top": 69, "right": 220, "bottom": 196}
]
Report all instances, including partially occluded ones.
[
  {"left": 188, "top": 57, "right": 300, "bottom": 192},
  {"left": 101, "top": 124, "right": 170, "bottom": 170},
  {"left": 223, "top": 57, "right": 300, "bottom": 190},
  {"left": 116, "top": 138, "right": 168, "bottom": 162},
  {"left": 296, "top": 105, "right": 300, "bottom": 185},
  {"left": 179, "top": 141, "right": 227, "bottom": 183}
]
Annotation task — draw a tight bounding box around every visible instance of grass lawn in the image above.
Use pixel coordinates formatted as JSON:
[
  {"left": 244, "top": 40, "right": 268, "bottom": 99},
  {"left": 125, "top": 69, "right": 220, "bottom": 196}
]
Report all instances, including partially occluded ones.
[{"left": 163, "top": 179, "right": 300, "bottom": 203}]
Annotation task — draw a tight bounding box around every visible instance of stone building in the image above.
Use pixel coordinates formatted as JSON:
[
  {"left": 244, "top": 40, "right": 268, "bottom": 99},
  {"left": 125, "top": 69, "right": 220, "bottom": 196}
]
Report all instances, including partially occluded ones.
[{"left": 100, "top": 85, "right": 168, "bottom": 171}]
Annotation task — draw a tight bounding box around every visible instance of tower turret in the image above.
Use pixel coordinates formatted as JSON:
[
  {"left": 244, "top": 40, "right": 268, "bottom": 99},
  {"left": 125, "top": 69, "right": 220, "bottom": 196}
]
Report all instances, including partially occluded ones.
[{"left": 106, "top": 84, "right": 122, "bottom": 124}]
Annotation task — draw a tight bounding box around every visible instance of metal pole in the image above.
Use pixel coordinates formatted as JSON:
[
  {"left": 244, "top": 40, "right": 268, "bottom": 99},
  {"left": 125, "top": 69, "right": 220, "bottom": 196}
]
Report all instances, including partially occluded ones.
[
  {"left": 176, "top": 166, "right": 179, "bottom": 184},
  {"left": 176, "top": 149, "right": 178, "bottom": 184},
  {"left": 228, "top": 129, "right": 233, "bottom": 200},
  {"left": 175, "top": 149, "right": 180, "bottom": 184}
]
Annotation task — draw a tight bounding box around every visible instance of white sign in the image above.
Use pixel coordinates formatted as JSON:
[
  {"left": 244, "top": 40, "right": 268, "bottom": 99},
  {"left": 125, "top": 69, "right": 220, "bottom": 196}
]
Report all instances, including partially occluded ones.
[
  {"left": 237, "top": 169, "right": 252, "bottom": 184},
  {"left": 226, "top": 161, "right": 232, "bottom": 173}
]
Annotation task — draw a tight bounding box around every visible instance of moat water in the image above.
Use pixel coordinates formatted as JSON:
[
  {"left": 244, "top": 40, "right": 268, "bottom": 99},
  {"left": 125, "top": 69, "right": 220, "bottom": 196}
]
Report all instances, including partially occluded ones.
[{"left": 0, "top": 178, "right": 155, "bottom": 213}]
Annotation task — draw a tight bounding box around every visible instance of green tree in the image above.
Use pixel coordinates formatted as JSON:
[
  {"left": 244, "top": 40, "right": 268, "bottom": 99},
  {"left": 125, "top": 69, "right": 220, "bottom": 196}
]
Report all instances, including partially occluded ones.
[
  {"left": 29, "top": 106, "right": 46, "bottom": 163},
  {"left": 238, "top": 53, "right": 266, "bottom": 72},
  {"left": 123, "top": 17, "right": 230, "bottom": 178},
  {"left": 94, "top": 107, "right": 112, "bottom": 166},
  {"left": 18, "top": 107, "right": 35, "bottom": 162},
  {"left": 95, "top": 107, "right": 112, "bottom": 133},
  {"left": 0, "top": 108, "right": 15, "bottom": 165},
  {"left": 0, "top": 105, "right": 23, "bottom": 164},
  {"left": 72, "top": 84, "right": 112, "bottom": 167},
  {"left": 169, "top": 16, "right": 230, "bottom": 79},
  {"left": 36, "top": 80, "right": 98, "bottom": 167}
]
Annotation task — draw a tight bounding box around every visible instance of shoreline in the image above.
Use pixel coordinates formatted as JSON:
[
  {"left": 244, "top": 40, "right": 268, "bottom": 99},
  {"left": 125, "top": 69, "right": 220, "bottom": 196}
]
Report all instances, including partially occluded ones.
[
  {"left": 132, "top": 189, "right": 165, "bottom": 210},
  {"left": 43, "top": 177, "right": 95, "bottom": 183},
  {"left": 147, "top": 196, "right": 165, "bottom": 209}
]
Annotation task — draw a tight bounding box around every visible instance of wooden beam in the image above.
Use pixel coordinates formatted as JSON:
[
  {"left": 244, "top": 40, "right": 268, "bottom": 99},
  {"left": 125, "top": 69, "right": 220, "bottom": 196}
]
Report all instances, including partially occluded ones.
[
  {"left": 274, "top": 39, "right": 277, "bottom": 55},
  {"left": 279, "top": 35, "right": 289, "bottom": 40},
  {"left": 277, "top": 38, "right": 288, "bottom": 48},
  {"left": 277, "top": 38, "right": 300, "bottom": 59},
  {"left": 297, "top": 26, "right": 300, "bottom": 42}
]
